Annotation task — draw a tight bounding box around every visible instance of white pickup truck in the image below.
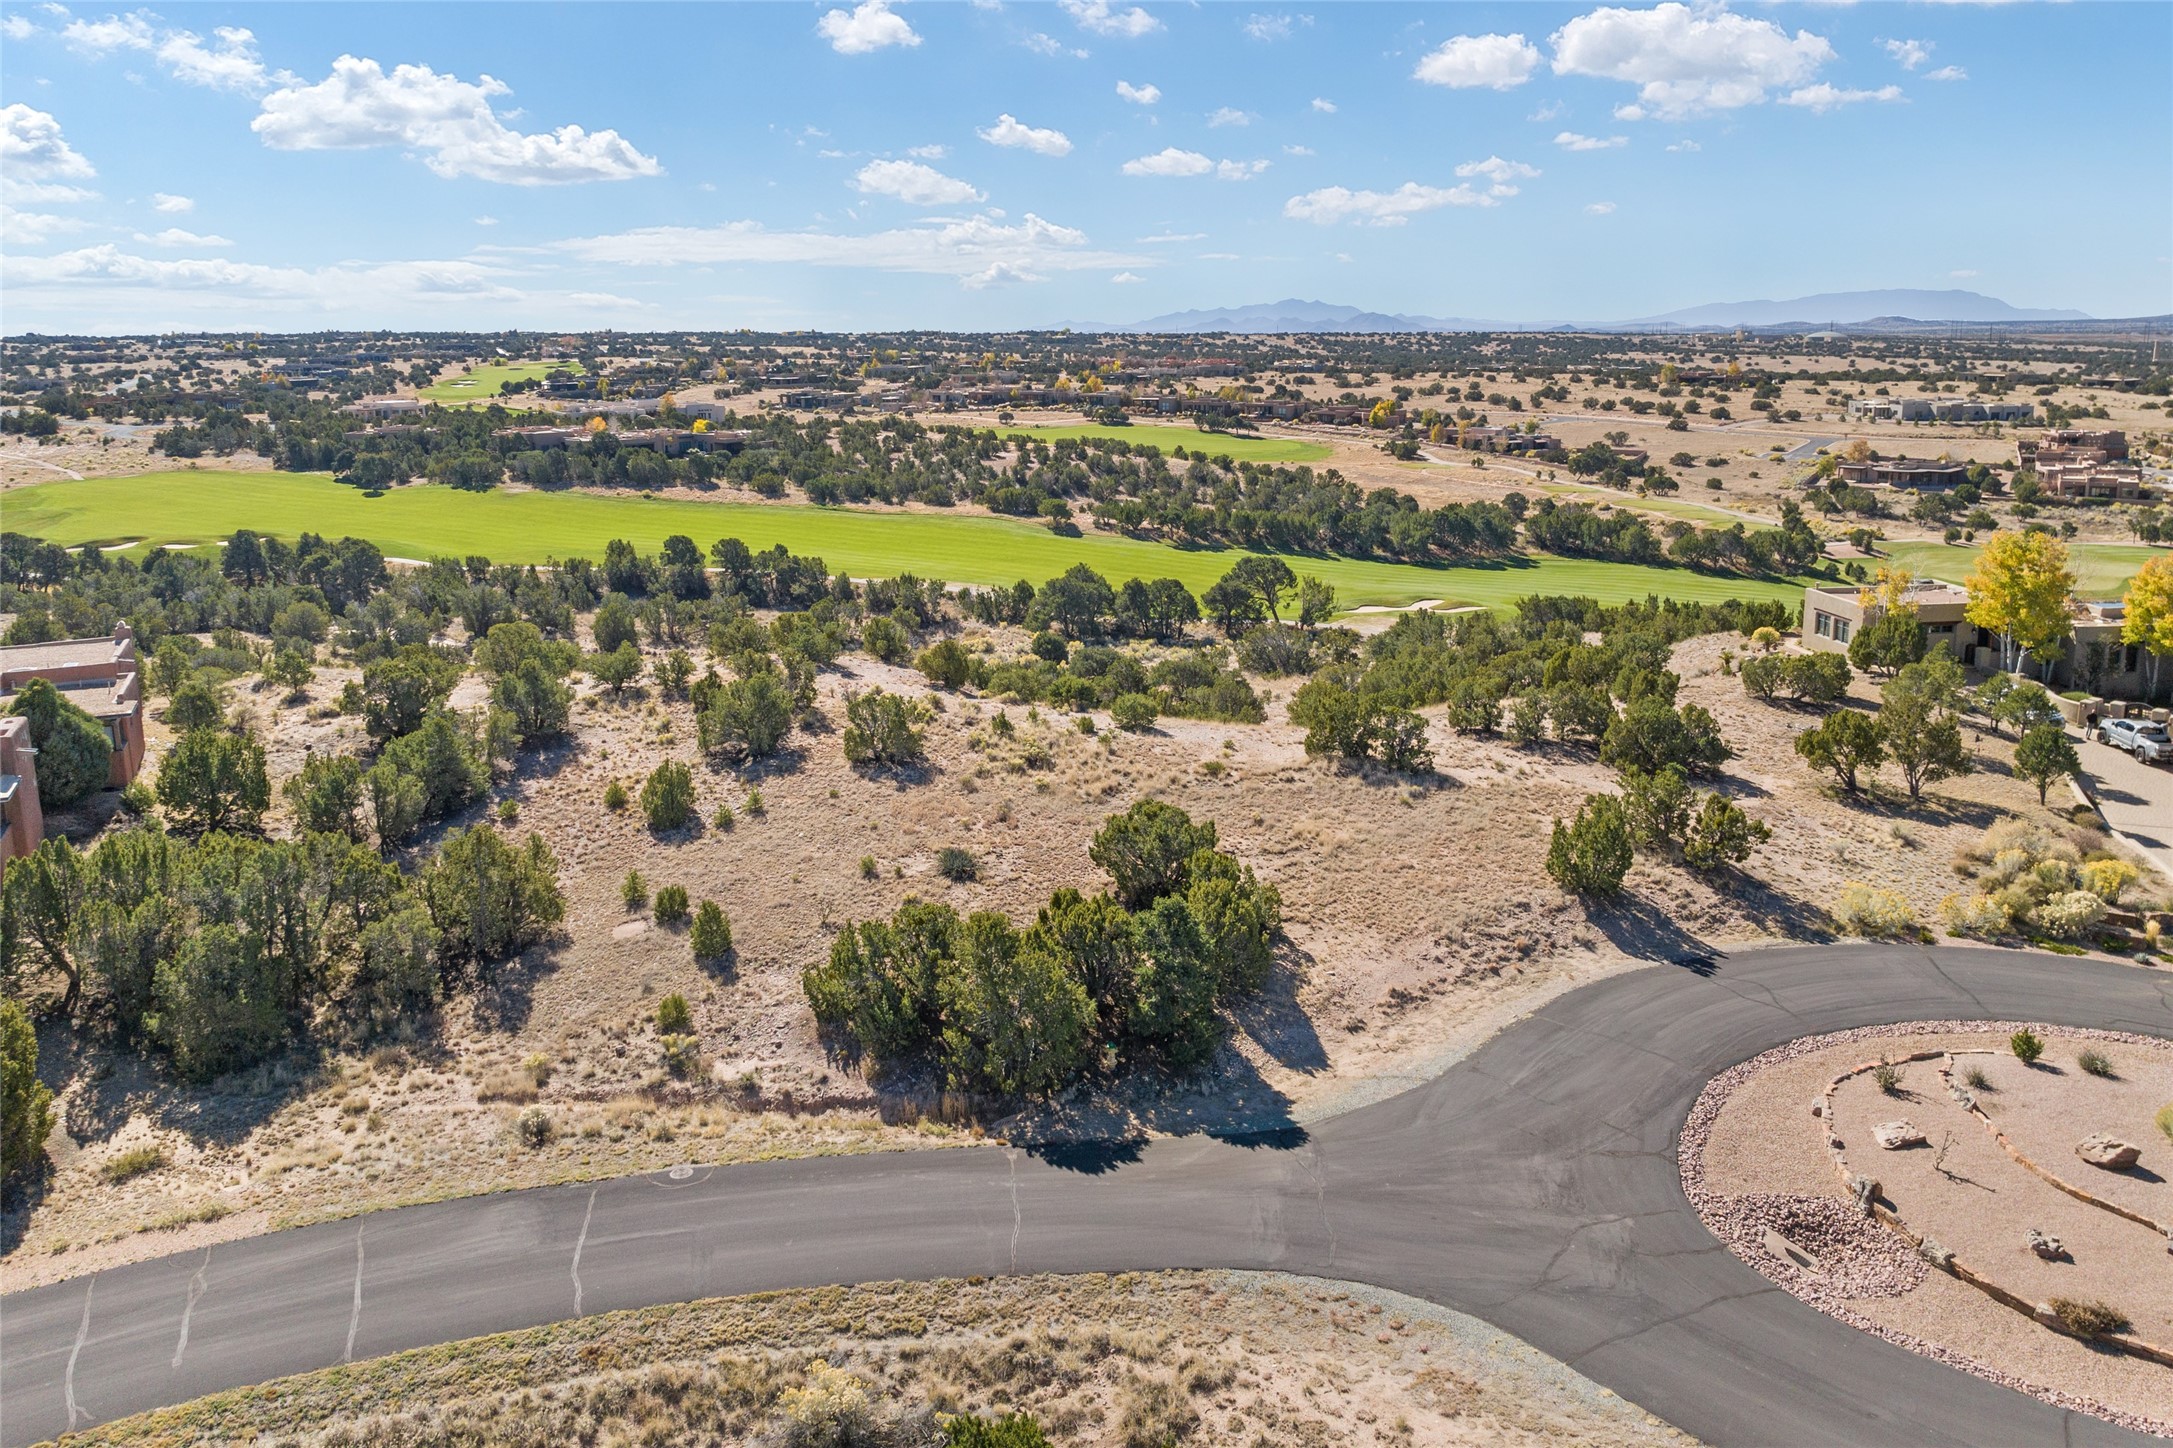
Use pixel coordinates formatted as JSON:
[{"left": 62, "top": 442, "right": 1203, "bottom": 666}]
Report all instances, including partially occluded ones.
[{"left": 2096, "top": 717, "right": 2173, "bottom": 764}]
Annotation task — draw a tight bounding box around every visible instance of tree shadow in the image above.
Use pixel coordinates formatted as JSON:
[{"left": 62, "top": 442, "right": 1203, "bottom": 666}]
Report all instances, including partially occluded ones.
[
  {"left": 1587, "top": 891, "right": 1722, "bottom": 963},
  {"left": 851, "top": 759, "right": 939, "bottom": 791},
  {"left": 1021, "top": 1138, "right": 1148, "bottom": 1174},
  {"left": 1228, "top": 940, "right": 1328, "bottom": 1074},
  {"left": 463, "top": 939, "right": 564, "bottom": 1036}
]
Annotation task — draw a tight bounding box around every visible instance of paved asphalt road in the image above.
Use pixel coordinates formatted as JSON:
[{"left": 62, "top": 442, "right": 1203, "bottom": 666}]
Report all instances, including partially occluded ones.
[{"left": 5, "top": 943, "right": 2170, "bottom": 1447}]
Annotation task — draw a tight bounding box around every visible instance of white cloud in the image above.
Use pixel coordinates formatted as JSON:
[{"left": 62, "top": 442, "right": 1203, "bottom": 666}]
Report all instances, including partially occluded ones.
[
  {"left": 1284, "top": 180, "right": 1494, "bottom": 226},
  {"left": 1584, "top": 201, "right": 1616, "bottom": 215},
  {"left": 151, "top": 191, "right": 193, "bottom": 212},
  {"left": 1122, "top": 147, "right": 1210, "bottom": 177},
  {"left": 1666, "top": 139, "right": 1700, "bottom": 153},
  {"left": 1883, "top": 38, "right": 1932, "bottom": 70},
  {"left": 4, "top": 244, "right": 528, "bottom": 317},
  {"left": 2, "top": 13, "right": 38, "bottom": 40},
  {"left": 1454, "top": 154, "right": 1539, "bottom": 197},
  {"left": 252, "top": 56, "right": 662, "bottom": 185},
  {"left": 816, "top": 0, "right": 920, "bottom": 54},
  {"left": 157, "top": 26, "right": 266, "bottom": 90},
  {"left": 1779, "top": 83, "right": 1903, "bottom": 113},
  {"left": 1413, "top": 33, "right": 1540, "bottom": 90},
  {"left": 963, "top": 261, "right": 1039, "bottom": 288},
  {"left": 555, "top": 211, "right": 1144, "bottom": 288},
  {"left": 977, "top": 113, "right": 1072, "bottom": 156},
  {"left": 1, "top": 208, "right": 86, "bottom": 244},
  {"left": 852, "top": 158, "right": 985, "bottom": 204},
  {"left": 134, "top": 227, "right": 233, "bottom": 246},
  {"left": 2, "top": 103, "right": 97, "bottom": 186},
  {"left": 1022, "top": 32, "right": 1088, "bottom": 58},
  {"left": 1311, "top": 97, "right": 1336, "bottom": 113},
  {"left": 1951, "top": 268, "right": 1979, "bottom": 279},
  {"left": 1528, "top": 100, "right": 1566, "bottom": 122},
  {"left": 1925, "top": 65, "right": 1967, "bottom": 82},
  {"left": 1115, "top": 79, "right": 1160, "bottom": 105},
  {"left": 1137, "top": 231, "right": 1205, "bottom": 243},
  {"left": 1111, "top": 270, "right": 1143, "bottom": 283},
  {"left": 474, "top": 214, "right": 498, "bottom": 225},
  {"left": 1062, "top": 0, "right": 1161, "bottom": 38},
  {"left": 60, "top": 11, "right": 156, "bottom": 55},
  {"left": 1551, "top": 4, "right": 1834, "bottom": 121},
  {"left": 1216, "top": 158, "right": 1269, "bottom": 180},
  {"left": 1208, "top": 106, "right": 1253, "bottom": 128},
  {"left": 1554, "top": 130, "right": 1627, "bottom": 151},
  {"left": 1283, "top": 143, "right": 1314, "bottom": 156},
  {"left": 1244, "top": 13, "right": 1306, "bottom": 42},
  {"left": 907, "top": 143, "right": 949, "bottom": 158}
]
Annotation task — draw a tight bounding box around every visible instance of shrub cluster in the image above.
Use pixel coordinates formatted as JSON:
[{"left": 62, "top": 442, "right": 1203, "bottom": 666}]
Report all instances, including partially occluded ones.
[{"left": 803, "top": 802, "right": 1279, "bottom": 1096}]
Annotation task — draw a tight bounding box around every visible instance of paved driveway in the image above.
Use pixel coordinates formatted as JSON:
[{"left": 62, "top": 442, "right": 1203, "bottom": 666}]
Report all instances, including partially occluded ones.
[{"left": 2075, "top": 725, "right": 2173, "bottom": 883}]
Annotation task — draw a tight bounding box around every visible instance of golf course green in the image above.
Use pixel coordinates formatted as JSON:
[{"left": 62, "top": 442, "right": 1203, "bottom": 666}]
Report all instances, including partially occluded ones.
[
  {"left": 996, "top": 422, "right": 1332, "bottom": 463},
  {"left": 1878, "top": 539, "right": 2160, "bottom": 600},
  {"left": 419, "top": 360, "right": 582, "bottom": 405},
  {"left": 5, "top": 470, "right": 1814, "bottom": 611}
]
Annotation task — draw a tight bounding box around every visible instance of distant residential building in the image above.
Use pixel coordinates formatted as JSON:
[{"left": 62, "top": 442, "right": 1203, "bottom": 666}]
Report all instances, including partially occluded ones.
[
  {"left": 1846, "top": 397, "right": 2035, "bottom": 424},
  {"left": 340, "top": 397, "right": 424, "bottom": 419},
  {"left": 2018, "top": 429, "right": 2147, "bottom": 502},
  {"left": 0, "top": 624, "right": 147, "bottom": 868},
  {"left": 1835, "top": 457, "right": 1970, "bottom": 490},
  {"left": 0, "top": 715, "right": 44, "bottom": 868}
]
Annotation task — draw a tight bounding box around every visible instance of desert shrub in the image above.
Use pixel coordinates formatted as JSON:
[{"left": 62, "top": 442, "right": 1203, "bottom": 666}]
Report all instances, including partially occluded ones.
[
  {"left": 2030, "top": 889, "right": 2105, "bottom": 940},
  {"left": 1618, "top": 765, "right": 1691, "bottom": 851},
  {"left": 1682, "top": 793, "right": 1770, "bottom": 871},
  {"left": 100, "top": 1144, "right": 167, "bottom": 1184},
  {"left": 860, "top": 615, "right": 910, "bottom": 664},
  {"left": 622, "top": 870, "right": 649, "bottom": 911},
  {"left": 1115, "top": 1376, "right": 1200, "bottom": 1448},
  {"left": 936, "top": 846, "right": 978, "bottom": 883},
  {"left": 1938, "top": 893, "right": 2010, "bottom": 939},
  {"left": 514, "top": 1105, "right": 554, "bottom": 1149},
  {"left": 1505, "top": 693, "right": 1547, "bottom": 745},
  {"left": 1872, "top": 1059, "right": 1903, "bottom": 1095},
  {"left": 1092, "top": 799, "right": 1218, "bottom": 909},
  {"left": 946, "top": 1414, "right": 1053, "bottom": 1448},
  {"left": 656, "top": 992, "right": 693, "bottom": 1034},
  {"left": 916, "top": 638, "right": 975, "bottom": 690},
  {"left": 1831, "top": 882, "right": 1917, "bottom": 939},
  {"left": 2048, "top": 1298, "right": 2131, "bottom": 1338},
  {"left": 2076, "top": 1048, "right": 2114, "bottom": 1078},
  {"left": 1545, "top": 794, "right": 1634, "bottom": 897},
  {"left": 1110, "top": 691, "right": 1159, "bottom": 731},
  {"left": 9, "top": 677, "right": 112, "bottom": 806},
  {"left": 696, "top": 671, "right": 792, "bottom": 761},
  {"left": 604, "top": 779, "right": 628, "bottom": 811},
  {"left": 690, "top": 901, "right": 733, "bottom": 960},
  {"left": 1964, "top": 1063, "right": 1992, "bottom": 1091},
  {"left": 775, "top": 1362, "right": 877, "bottom": 1445},
  {"left": 654, "top": 884, "right": 690, "bottom": 924},
  {"left": 640, "top": 760, "right": 697, "bottom": 832},
  {"left": 2077, "top": 858, "right": 2140, "bottom": 904},
  {"left": 1782, "top": 651, "right": 1853, "bottom": 704},
  {"left": 2157, "top": 1103, "right": 2173, "bottom": 1144},
  {"left": 0, "top": 999, "right": 54, "bottom": 1183},
  {"left": 843, "top": 689, "right": 930, "bottom": 767},
  {"left": 284, "top": 753, "right": 369, "bottom": 842},
  {"left": 2009, "top": 1029, "right": 2043, "bottom": 1064},
  {"left": 660, "top": 1034, "right": 700, "bottom": 1076}
]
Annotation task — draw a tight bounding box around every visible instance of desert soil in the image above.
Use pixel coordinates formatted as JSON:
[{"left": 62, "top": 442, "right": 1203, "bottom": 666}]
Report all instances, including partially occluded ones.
[
  {"left": 54, "top": 1270, "right": 1694, "bottom": 1448},
  {"left": 1698, "top": 1026, "right": 2172, "bottom": 1430}
]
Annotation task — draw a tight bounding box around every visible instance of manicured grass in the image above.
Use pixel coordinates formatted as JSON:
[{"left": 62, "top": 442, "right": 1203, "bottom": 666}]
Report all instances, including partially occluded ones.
[
  {"left": 6, "top": 470, "right": 1809, "bottom": 612},
  {"left": 1879, "top": 539, "right": 2162, "bottom": 599},
  {"left": 420, "top": 360, "right": 582, "bottom": 404},
  {"left": 996, "top": 422, "right": 1331, "bottom": 463}
]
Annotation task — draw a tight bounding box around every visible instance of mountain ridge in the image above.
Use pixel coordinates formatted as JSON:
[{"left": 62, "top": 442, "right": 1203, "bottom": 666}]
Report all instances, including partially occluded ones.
[{"left": 1104, "top": 290, "right": 2092, "bottom": 334}]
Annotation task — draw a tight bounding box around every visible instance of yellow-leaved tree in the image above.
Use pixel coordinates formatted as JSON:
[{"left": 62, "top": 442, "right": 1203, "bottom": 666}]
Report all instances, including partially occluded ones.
[
  {"left": 2122, "top": 554, "right": 2173, "bottom": 703},
  {"left": 1963, "top": 530, "right": 2075, "bottom": 678}
]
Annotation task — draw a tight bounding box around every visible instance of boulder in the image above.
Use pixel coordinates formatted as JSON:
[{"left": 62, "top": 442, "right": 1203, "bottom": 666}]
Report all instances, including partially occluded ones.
[
  {"left": 2027, "top": 1228, "right": 2068, "bottom": 1261},
  {"left": 1873, "top": 1120, "right": 1927, "bottom": 1150},
  {"left": 2075, "top": 1133, "right": 2141, "bottom": 1170}
]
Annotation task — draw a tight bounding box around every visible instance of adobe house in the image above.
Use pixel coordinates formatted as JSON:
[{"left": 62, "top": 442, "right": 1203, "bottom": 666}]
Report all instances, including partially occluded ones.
[
  {"left": 1799, "top": 584, "right": 2151, "bottom": 698},
  {"left": 0, "top": 714, "right": 44, "bottom": 868},
  {"left": 0, "top": 622, "right": 148, "bottom": 790}
]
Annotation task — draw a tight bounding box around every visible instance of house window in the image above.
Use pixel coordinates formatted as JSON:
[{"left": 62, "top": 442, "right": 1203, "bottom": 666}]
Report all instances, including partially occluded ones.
[{"left": 1832, "top": 617, "right": 1851, "bottom": 643}]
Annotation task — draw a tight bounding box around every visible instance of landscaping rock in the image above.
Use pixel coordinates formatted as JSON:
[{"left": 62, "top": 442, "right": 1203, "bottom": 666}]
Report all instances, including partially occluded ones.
[
  {"left": 1873, "top": 1120, "right": 1926, "bottom": 1150},
  {"left": 2074, "top": 1133, "right": 2141, "bottom": 1170},
  {"left": 2027, "top": 1229, "right": 2068, "bottom": 1262}
]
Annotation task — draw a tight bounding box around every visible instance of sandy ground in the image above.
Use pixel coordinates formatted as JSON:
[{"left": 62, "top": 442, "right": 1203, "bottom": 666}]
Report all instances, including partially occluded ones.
[
  {"left": 1699, "top": 1026, "right": 2172, "bottom": 1430},
  {"left": 55, "top": 1270, "right": 1694, "bottom": 1448},
  {"left": 8, "top": 625, "right": 2112, "bottom": 1292}
]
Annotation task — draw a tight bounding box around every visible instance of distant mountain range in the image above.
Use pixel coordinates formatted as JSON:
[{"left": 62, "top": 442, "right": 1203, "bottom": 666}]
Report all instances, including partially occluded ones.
[{"left": 1105, "top": 291, "right": 2095, "bottom": 335}]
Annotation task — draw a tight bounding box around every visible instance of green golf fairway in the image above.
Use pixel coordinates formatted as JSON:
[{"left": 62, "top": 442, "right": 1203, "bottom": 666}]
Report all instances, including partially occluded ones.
[
  {"left": 995, "top": 422, "right": 1332, "bottom": 463},
  {"left": 5, "top": 470, "right": 1809, "bottom": 611},
  {"left": 1878, "top": 539, "right": 2160, "bottom": 599},
  {"left": 420, "top": 360, "right": 582, "bottom": 404}
]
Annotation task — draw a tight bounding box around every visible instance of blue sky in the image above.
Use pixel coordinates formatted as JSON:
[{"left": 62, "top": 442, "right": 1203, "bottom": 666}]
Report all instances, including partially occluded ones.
[{"left": 3, "top": 1, "right": 2168, "bottom": 333}]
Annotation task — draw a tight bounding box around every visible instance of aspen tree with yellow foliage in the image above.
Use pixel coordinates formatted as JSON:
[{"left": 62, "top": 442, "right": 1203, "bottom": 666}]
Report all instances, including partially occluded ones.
[{"left": 1963, "top": 530, "right": 2075, "bottom": 678}]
